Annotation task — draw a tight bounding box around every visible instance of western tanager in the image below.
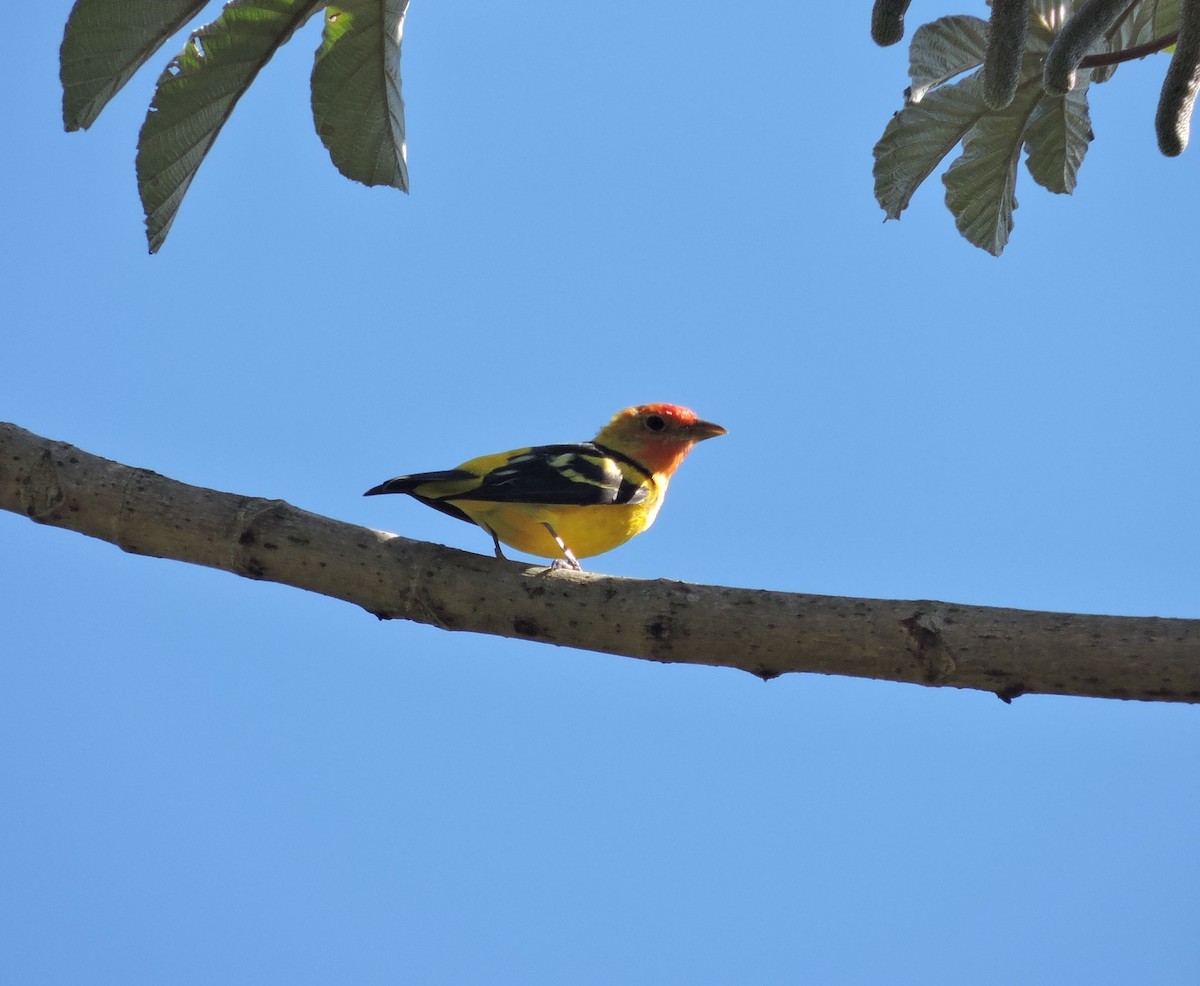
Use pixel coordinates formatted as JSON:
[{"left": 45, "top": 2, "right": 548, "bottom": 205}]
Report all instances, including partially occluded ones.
[{"left": 365, "top": 403, "right": 726, "bottom": 569}]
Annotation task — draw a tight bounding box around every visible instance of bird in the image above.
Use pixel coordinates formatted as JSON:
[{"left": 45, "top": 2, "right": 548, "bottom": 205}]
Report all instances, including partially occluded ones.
[{"left": 364, "top": 403, "right": 726, "bottom": 570}]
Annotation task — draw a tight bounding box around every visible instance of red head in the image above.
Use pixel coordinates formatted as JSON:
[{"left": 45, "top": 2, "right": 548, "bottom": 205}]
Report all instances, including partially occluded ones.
[{"left": 594, "top": 404, "right": 726, "bottom": 479}]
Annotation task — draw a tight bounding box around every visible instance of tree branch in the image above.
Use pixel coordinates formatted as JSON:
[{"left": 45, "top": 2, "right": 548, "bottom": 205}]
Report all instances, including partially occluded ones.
[
  {"left": 2, "top": 421, "right": 1197, "bottom": 703},
  {"left": 1079, "top": 31, "right": 1179, "bottom": 69}
]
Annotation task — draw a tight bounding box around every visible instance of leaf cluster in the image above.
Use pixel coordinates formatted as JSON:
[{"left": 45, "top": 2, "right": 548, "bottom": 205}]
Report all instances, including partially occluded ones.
[
  {"left": 872, "top": 0, "right": 1187, "bottom": 254},
  {"left": 61, "top": 0, "right": 410, "bottom": 253},
  {"left": 57, "top": 2, "right": 1200, "bottom": 255}
]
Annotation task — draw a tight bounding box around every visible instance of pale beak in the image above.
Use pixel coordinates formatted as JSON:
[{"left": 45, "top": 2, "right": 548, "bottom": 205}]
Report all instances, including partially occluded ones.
[{"left": 689, "top": 420, "right": 727, "bottom": 441}]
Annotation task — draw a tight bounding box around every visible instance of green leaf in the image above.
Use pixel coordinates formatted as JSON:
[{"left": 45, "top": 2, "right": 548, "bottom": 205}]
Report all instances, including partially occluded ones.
[
  {"left": 908, "top": 15, "right": 989, "bottom": 104},
  {"left": 1111, "top": 0, "right": 1181, "bottom": 47},
  {"left": 874, "top": 75, "right": 991, "bottom": 219},
  {"left": 1088, "top": 0, "right": 1181, "bottom": 84},
  {"left": 137, "top": 0, "right": 324, "bottom": 253},
  {"left": 942, "top": 77, "right": 1043, "bottom": 256},
  {"left": 1023, "top": 76, "right": 1093, "bottom": 194},
  {"left": 311, "top": 0, "right": 410, "bottom": 190},
  {"left": 60, "top": 0, "right": 211, "bottom": 131}
]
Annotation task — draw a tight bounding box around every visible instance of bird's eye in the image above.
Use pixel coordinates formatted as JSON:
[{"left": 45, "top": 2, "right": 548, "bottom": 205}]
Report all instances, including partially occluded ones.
[{"left": 644, "top": 414, "right": 666, "bottom": 431}]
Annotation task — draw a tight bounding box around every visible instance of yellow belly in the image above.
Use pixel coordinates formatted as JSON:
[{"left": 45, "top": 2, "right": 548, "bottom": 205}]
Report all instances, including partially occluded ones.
[{"left": 450, "top": 498, "right": 662, "bottom": 561}]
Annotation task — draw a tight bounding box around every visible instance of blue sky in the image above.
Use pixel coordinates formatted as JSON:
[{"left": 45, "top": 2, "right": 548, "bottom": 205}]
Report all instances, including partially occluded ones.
[{"left": 3, "top": 2, "right": 1198, "bottom": 983}]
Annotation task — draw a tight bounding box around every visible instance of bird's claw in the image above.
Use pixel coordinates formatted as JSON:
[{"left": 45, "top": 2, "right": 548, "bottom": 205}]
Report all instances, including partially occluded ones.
[
  {"left": 541, "top": 522, "right": 582, "bottom": 571},
  {"left": 547, "top": 557, "right": 584, "bottom": 573}
]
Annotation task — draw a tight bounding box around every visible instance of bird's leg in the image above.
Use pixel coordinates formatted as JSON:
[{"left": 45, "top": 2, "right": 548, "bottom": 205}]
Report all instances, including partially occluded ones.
[
  {"left": 541, "top": 522, "right": 583, "bottom": 571},
  {"left": 482, "top": 524, "right": 507, "bottom": 560}
]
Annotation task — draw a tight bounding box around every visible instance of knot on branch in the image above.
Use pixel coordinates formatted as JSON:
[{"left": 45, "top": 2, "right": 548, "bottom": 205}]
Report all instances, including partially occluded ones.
[
  {"left": 24, "top": 446, "right": 68, "bottom": 522},
  {"left": 231, "top": 497, "right": 292, "bottom": 579},
  {"left": 900, "top": 608, "right": 957, "bottom": 683}
]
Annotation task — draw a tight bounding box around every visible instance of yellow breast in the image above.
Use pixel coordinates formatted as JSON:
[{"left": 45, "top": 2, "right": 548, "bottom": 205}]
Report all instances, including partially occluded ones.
[{"left": 451, "top": 495, "right": 663, "bottom": 561}]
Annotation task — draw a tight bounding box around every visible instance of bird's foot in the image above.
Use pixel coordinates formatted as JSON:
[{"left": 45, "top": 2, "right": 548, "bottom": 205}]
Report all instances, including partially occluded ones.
[
  {"left": 542, "top": 523, "right": 583, "bottom": 571},
  {"left": 547, "top": 557, "right": 584, "bottom": 573}
]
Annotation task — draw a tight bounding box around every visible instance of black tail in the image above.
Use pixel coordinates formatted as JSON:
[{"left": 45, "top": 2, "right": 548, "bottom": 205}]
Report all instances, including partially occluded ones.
[
  {"left": 363, "top": 470, "right": 478, "bottom": 526},
  {"left": 364, "top": 476, "right": 416, "bottom": 497},
  {"left": 363, "top": 469, "right": 474, "bottom": 497}
]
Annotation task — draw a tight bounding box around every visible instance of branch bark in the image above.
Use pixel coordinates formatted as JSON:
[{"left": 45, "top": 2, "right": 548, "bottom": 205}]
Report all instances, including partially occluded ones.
[{"left": 2, "top": 421, "right": 1197, "bottom": 703}]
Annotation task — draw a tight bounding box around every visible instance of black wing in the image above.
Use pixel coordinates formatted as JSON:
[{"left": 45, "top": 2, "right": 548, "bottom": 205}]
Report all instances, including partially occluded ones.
[{"left": 455, "top": 443, "right": 649, "bottom": 506}]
